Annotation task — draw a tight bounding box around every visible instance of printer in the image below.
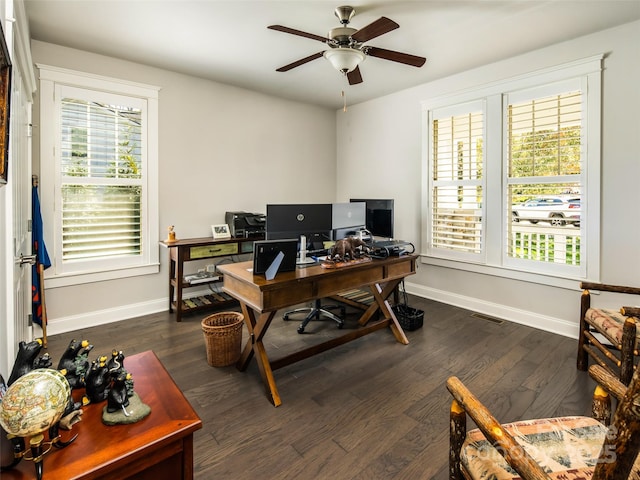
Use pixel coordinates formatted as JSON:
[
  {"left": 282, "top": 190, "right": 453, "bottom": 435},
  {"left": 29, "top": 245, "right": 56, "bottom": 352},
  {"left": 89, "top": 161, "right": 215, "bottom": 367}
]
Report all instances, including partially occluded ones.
[{"left": 225, "top": 211, "right": 266, "bottom": 238}]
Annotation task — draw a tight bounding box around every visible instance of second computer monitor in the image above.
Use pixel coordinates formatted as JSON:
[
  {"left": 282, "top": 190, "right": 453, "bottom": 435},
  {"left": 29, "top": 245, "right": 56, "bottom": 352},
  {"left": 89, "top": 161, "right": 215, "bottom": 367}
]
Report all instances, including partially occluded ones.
[
  {"left": 266, "top": 203, "right": 333, "bottom": 251},
  {"left": 350, "top": 199, "right": 394, "bottom": 239},
  {"left": 332, "top": 202, "right": 366, "bottom": 229}
]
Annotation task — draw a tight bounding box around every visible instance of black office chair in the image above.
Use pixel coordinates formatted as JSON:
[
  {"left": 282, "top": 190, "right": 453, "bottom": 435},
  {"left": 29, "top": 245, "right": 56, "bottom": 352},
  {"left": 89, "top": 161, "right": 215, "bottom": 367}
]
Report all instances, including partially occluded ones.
[{"left": 283, "top": 299, "right": 345, "bottom": 334}]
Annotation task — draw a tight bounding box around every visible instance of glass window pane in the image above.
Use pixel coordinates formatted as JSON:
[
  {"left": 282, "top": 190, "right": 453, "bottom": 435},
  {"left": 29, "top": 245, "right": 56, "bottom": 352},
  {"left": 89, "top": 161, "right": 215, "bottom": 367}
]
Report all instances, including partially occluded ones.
[
  {"left": 61, "top": 184, "right": 142, "bottom": 261},
  {"left": 61, "top": 98, "right": 142, "bottom": 179}
]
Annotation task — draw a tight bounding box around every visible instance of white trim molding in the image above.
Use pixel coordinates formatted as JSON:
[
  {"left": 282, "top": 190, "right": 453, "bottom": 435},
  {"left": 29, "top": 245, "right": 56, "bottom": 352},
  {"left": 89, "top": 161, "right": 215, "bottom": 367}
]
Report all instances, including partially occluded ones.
[{"left": 404, "top": 280, "right": 579, "bottom": 339}]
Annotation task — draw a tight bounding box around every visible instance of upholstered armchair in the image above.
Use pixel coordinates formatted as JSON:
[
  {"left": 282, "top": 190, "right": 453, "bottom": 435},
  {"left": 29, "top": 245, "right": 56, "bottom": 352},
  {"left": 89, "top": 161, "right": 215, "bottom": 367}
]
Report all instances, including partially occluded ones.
[
  {"left": 446, "top": 364, "right": 639, "bottom": 479},
  {"left": 577, "top": 282, "right": 640, "bottom": 385}
]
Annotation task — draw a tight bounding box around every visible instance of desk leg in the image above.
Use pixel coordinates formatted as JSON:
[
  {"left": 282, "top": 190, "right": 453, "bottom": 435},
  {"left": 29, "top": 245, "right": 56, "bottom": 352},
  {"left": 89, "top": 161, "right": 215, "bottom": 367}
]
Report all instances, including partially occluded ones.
[
  {"left": 356, "top": 279, "right": 408, "bottom": 345},
  {"left": 357, "top": 279, "right": 401, "bottom": 326},
  {"left": 236, "top": 304, "right": 282, "bottom": 407},
  {"left": 371, "top": 281, "right": 409, "bottom": 345}
]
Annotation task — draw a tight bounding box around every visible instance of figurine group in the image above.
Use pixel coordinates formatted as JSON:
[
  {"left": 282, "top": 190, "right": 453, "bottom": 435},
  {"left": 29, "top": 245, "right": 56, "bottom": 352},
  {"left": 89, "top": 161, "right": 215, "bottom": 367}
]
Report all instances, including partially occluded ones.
[
  {"left": 3, "top": 338, "right": 137, "bottom": 422},
  {"left": 0, "top": 339, "right": 144, "bottom": 479}
]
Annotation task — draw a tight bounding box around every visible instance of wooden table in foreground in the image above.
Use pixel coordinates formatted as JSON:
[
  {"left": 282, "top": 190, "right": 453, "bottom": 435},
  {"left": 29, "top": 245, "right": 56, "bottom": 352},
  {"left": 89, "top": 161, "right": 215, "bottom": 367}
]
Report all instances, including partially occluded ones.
[
  {"left": 218, "top": 254, "right": 418, "bottom": 407},
  {"left": 3, "top": 350, "right": 202, "bottom": 480}
]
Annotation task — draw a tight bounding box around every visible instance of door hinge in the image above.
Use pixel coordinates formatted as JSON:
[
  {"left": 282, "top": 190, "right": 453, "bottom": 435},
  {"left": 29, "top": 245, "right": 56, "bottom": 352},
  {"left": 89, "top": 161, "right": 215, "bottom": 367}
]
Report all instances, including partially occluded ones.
[
  {"left": 28, "top": 313, "right": 33, "bottom": 327},
  {"left": 28, "top": 218, "right": 32, "bottom": 232}
]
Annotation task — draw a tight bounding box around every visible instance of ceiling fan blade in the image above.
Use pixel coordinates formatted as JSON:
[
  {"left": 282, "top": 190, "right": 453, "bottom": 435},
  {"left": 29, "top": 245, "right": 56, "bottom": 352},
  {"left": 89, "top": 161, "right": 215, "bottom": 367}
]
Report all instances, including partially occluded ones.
[
  {"left": 351, "top": 17, "right": 399, "bottom": 43},
  {"left": 275, "top": 51, "right": 325, "bottom": 72},
  {"left": 268, "top": 25, "right": 328, "bottom": 43},
  {"left": 347, "top": 66, "right": 363, "bottom": 85},
  {"left": 365, "top": 46, "right": 426, "bottom": 67}
]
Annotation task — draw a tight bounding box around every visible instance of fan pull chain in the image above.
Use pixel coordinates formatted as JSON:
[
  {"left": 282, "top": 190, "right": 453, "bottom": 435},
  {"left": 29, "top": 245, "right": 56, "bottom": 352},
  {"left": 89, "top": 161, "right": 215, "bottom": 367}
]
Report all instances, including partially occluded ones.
[{"left": 342, "top": 90, "right": 347, "bottom": 112}]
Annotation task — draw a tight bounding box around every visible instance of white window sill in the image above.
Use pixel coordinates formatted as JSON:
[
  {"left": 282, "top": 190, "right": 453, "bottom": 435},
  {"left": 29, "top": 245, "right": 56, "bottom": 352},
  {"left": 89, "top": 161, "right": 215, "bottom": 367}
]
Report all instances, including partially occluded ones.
[{"left": 45, "top": 263, "right": 160, "bottom": 289}]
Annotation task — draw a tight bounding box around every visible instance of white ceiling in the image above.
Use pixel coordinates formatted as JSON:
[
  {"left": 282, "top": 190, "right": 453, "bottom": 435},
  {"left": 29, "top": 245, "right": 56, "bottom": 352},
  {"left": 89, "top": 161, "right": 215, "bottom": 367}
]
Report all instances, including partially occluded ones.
[{"left": 24, "top": 0, "right": 640, "bottom": 110}]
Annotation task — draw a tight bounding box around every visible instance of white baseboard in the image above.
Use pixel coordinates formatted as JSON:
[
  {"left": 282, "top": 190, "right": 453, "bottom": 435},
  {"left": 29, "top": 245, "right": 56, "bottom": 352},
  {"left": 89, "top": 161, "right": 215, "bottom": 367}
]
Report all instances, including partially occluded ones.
[
  {"left": 38, "top": 284, "right": 578, "bottom": 340},
  {"left": 404, "top": 281, "right": 578, "bottom": 339},
  {"left": 37, "top": 298, "right": 168, "bottom": 337},
  {"left": 37, "top": 283, "right": 228, "bottom": 337}
]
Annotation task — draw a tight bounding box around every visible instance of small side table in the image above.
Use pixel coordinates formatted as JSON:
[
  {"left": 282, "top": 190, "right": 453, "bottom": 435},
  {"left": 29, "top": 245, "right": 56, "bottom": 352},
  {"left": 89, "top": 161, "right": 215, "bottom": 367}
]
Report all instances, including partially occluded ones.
[
  {"left": 2, "top": 350, "right": 202, "bottom": 480},
  {"left": 161, "top": 236, "right": 262, "bottom": 321}
]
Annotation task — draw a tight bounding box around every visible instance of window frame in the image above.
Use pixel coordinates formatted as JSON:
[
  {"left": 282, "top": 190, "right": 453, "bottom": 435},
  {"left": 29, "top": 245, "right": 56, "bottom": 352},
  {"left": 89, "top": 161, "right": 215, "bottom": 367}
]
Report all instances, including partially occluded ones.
[
  {"left": 426, "top": 99, "right": 486, "bottom": 263},
  {"left": 502, "top": 78, "right": 586, "bottom": 277},
  {"left": 421, "top": 55, "right": 602, "bottom": 286},
  {"left": 38, "top": 64, "right": 160, "bottom": 288}
]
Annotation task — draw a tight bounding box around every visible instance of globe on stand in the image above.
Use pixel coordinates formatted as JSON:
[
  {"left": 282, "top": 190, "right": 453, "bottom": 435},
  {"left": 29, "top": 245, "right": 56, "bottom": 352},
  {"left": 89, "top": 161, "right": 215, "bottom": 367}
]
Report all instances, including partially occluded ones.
[{"left": 0, "top": 368, "right": 76, "bottom": 480}]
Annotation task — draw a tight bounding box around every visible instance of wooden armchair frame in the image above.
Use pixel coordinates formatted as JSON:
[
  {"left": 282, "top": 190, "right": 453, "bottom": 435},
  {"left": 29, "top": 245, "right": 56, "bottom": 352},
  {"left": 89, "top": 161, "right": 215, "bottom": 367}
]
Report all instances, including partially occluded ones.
[
  {"left": 446, "top": 364, "right": 640, "bottom": 480},
  {"left": 577, "top": 282, "right": 640, "bottom": 385}
]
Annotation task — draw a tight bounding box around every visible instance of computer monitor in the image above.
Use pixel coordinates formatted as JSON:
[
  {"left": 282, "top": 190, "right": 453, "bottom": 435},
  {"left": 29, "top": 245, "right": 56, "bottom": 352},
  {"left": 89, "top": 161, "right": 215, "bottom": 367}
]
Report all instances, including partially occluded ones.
[
  {"left": 331, "top": 202, "right": 366, "bottom": 240},
  {"left": 332, "top": 202, "right": 366, "bottom": 229},
  {"left": 350, "top": 199, "right": 394, "bottom": 239},
  {"left": 266, "top": 203, "right": 333, "bottom": 260}
]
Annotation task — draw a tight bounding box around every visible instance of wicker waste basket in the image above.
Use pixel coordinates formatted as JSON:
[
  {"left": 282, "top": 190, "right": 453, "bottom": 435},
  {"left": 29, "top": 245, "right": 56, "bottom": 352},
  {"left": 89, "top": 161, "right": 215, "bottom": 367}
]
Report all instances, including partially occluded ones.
[{"left": 201, "top": 312, "right": 244, "bottom": 367}]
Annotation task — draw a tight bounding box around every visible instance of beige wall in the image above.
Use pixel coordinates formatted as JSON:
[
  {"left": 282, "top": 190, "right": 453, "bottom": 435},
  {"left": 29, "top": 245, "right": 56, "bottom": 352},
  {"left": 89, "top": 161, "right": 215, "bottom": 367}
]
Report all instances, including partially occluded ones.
[
  {"left": 31, "top": 40, "right": 337, "bottom": 334},
  {"left": 30, "top": 19, "right": 640, "bottom": 338},
  {"left": 336, "top": 20, "right": 640, "bottom": 338}
]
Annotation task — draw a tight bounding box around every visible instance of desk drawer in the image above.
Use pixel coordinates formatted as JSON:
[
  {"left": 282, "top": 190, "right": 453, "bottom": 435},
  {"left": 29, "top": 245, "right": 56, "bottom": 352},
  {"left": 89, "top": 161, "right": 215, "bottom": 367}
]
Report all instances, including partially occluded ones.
[
  {"left": 189, "top": 243, "right": 238, "bottom": 259},
  {"left": 386, "top": 259, "right": 416, "bottom": 278}
]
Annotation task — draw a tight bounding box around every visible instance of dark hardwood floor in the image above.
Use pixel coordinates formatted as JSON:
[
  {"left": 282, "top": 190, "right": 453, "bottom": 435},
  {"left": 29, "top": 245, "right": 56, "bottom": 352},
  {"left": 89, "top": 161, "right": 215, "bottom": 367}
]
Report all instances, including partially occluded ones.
[{"left": 43, "top": 295, "right": 594, "bottom": 479}]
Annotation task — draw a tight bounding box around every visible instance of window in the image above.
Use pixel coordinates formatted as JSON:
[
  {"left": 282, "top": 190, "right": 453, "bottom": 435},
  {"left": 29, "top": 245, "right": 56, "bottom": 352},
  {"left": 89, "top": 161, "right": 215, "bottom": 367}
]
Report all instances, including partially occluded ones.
[
  {"left": 428, "top": 101, "right": 484, "bottom": 261},
  {"left": 505, "top": 82, "right": 583, "bottom": 272},
  {"left": 39, "top": 65, "right": 160, "bottom": 286},
  {"left": 423, "top": 56, "right": 602, "bottom": 282}
]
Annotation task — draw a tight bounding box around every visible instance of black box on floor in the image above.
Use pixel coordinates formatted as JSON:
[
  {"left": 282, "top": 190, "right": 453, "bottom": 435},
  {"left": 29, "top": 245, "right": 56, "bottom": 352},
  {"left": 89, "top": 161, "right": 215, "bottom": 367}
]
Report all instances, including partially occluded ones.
[{"left": 392, "top": 304, "right": 424, "bottom": 331}]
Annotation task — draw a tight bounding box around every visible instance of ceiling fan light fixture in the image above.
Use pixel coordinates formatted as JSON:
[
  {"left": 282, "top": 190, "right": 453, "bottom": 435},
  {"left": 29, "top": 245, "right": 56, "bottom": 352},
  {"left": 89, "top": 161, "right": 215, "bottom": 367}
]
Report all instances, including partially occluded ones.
[{"left": 324, "top": 48, "right": 365, "bottom": 73}]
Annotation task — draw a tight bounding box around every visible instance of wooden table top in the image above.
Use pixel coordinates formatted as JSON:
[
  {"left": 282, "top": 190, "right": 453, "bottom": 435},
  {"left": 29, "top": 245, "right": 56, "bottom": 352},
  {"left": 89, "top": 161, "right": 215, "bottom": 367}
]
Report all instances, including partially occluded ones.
[
  {"left": 3, "top": 350, "right": 202, "bottom": 480},
  {"left": 218, "top": 255, "right": 417, "bottom": 313}
]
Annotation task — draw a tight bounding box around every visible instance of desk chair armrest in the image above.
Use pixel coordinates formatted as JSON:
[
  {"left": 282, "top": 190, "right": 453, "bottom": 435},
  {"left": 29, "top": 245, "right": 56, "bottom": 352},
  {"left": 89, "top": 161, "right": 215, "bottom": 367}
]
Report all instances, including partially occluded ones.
[{"left": 446, "top": 376, "right": 551, "bottom": 480}]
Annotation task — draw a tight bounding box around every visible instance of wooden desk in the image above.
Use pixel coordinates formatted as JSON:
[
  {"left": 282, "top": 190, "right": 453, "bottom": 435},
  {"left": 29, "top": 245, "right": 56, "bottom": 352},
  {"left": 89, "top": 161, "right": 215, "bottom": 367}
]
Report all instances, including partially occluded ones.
[
  {"left": 3, "top": 351, "right": 202, "bottom": 480},
  {"left": 218, "top": 255, "right": 417, "bottom": 407},
  {"left": 160, "top": 236, "right": 261, "bottom": 321}
]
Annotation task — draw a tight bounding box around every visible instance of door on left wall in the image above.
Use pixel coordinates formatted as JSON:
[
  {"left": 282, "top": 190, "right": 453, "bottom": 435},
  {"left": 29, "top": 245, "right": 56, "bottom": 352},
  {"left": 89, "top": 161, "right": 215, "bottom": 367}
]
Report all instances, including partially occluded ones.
[
  {"left": 1, "top": 8, "right": 36, "bottom": 375},
  {"left": 11, "top": 65, "right": 34, "bottom": 357}
]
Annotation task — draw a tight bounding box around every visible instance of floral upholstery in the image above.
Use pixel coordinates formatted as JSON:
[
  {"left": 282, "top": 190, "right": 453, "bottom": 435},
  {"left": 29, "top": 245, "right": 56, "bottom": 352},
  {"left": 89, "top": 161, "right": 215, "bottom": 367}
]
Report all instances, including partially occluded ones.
[
  {"left": 585, "top": 308, "right": 640, "bottom": 349},
  {"left": 461, "top": 416, "right": 608, "bottom": 480}
]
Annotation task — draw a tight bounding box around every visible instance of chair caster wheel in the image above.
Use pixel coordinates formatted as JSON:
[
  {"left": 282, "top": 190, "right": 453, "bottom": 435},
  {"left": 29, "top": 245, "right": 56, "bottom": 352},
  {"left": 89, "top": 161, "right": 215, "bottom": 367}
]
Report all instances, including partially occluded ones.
[
  {"left": 297, "top": 326, "right": 305, "bottom": 334},
  {"left": 337, "top": 323, "right": 344, "bottom": 329},
  {"left": 283, "top": 315, "right": 290, "bottom": 321}
]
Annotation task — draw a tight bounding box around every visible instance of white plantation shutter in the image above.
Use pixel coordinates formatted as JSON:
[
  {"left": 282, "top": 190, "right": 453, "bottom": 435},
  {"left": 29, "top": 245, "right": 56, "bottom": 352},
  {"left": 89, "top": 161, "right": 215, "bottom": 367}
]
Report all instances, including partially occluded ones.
[
  {"left": 505, "top": 81, "right": 583, "bottom": 266},
  {"left": 423, "top": 56, "right": 601, "bottom": 281},
  {"left": 39, "top": 65, "right": 159, "bottom": 284},
  {"left": 507, "top": 91, "right": 582, "bottom": 179},
  {"left": 428, "top": 101, "right": 484, "bottom": 259},
  {"left": 60, "top": 98, "right": 144, "bottom": 262}
]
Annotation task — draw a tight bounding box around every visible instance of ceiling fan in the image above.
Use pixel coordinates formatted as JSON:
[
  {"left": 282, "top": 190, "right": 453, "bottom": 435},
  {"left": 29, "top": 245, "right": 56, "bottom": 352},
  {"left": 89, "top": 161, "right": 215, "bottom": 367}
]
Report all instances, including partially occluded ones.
[{"left": 268, "top": 5, "right": 426, "bottom": 85}]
